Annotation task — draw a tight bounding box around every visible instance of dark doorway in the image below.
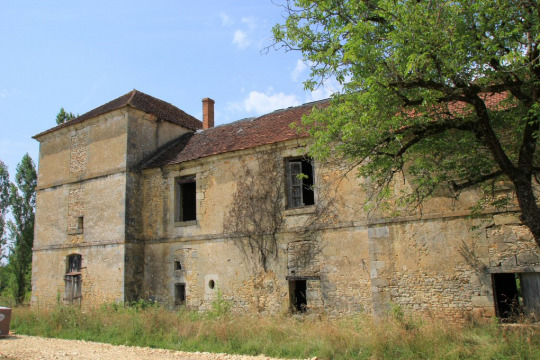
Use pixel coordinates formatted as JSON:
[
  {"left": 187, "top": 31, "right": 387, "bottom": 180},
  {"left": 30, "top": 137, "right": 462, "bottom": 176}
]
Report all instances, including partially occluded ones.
[
  {"left": 289, "top": 280, "right": 307, "bottom": 312},
  {"left": 175, "top": 283, "right": 186, "bottom": 305},
  {"left": 492, "top": 273, "right": 521, "bottom": 319}
]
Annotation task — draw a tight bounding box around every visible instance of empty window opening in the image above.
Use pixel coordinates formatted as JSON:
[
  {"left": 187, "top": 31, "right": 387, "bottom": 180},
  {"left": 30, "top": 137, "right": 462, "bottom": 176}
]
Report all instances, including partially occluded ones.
[
  {"left": 176, "top": 177, "right": 196, "bottom": 222},
  {"left": 174, "top": 261, "right": 182, "bottom": 270},
  {"left": 208, "top": 280, "right": 215, "bottom": 290},
  {"left": 286, "top": 158, "right": 314, "bottom": 208},
  {"left": 67, "top": 254, "right": 82, "bottom": 274},
  {"left": 289, "top": 280, "right": 307, "bottom": 313},
  {"left": 175, "top": 283, "right": 186, "bottom": 305},
  {"left": 77, "top": 216, "right": 84, "bottom": 230},
  {"left": 493, "top": 272, "right": 540, "bottom": 320},
  {"left": 492, "top": 273, "right": 522, "bottom": 320},
  {"left": 64, "top": 254, "right": 82, "bottom": 305}
]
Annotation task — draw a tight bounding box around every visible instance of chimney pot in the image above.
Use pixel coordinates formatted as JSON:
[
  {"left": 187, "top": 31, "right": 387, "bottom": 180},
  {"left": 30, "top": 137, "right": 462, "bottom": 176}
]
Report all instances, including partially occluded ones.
[{"left": 202, "top": 98, "right": 215, "bottom": 129}]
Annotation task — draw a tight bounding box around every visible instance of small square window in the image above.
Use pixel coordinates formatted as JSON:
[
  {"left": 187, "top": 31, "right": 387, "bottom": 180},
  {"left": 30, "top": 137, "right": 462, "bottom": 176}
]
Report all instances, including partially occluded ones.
[
  {"left": 175, "top": 283, "right": 186, "bottom": 305},
  {"left": 175, "top": 177, "right": 197, "bottom": 222},
  {"left": 77, "top": 216, "right": 84, "bottom": 230},
  {"left": 286, "top": 158, "right": 315, "bottom": 208},
  {"left": 174, "top": 261, "right": 182, "bottom": 270}
]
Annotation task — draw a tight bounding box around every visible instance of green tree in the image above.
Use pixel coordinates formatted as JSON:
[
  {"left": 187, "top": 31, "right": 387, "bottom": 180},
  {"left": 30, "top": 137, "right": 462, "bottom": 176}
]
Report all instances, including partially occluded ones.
[
  {"left": 56, "top": 107, "right": 77, "bottom": 125},
  {"left": 0, "top": 160, "right": 10, "bottom": 257},
  {"left": 6, "top": 154, "right": 37, "bottom": 304},
  {"left": 273, "top": 0, "right": 540, "bottom": 247}
]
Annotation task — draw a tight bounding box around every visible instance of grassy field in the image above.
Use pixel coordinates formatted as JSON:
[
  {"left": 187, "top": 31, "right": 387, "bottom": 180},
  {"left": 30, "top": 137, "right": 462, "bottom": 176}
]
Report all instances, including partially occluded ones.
[{"left": 7, "top": 303, "right": 540, "bottom": 360}]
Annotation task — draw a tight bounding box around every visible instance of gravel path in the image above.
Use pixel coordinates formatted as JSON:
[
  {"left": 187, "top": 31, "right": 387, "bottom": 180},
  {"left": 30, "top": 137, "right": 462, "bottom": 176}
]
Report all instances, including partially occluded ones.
[{"left": 0, "top": 335, "right": 307, "bottom": 360}]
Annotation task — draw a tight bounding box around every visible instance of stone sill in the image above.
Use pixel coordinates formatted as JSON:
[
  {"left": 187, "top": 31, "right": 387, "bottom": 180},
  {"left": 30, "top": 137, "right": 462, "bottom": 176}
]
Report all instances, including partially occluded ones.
[
  {"left": 67, "top": 229, "right": 83, "bottom": 235},
  {"left": 284, "top": 206, "right": 316, "bottom": 216},
  {"left": 174, "top": 220, "right": 198, "bottom": 228}
]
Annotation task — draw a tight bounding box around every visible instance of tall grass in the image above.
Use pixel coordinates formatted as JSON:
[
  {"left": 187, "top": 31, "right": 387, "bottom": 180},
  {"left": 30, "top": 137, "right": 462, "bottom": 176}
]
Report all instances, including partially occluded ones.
[{"left": 9, "top": 304, "right": 540, "bottom": 359}]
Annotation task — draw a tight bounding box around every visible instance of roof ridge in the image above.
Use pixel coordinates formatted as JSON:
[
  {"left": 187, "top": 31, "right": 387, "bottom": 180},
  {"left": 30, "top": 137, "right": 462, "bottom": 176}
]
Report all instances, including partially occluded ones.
[
  {"left": 126, "top": 89, "right": 138, "bottom": 106},
  {"left": 196, "top": 99, "right": 331, "bottom": 134},
  {"left": 34, "top": 89, "right": 202, "bottom": 139},
  {"left": 266, "top": 98, "right": 329, "bottom": 116}
]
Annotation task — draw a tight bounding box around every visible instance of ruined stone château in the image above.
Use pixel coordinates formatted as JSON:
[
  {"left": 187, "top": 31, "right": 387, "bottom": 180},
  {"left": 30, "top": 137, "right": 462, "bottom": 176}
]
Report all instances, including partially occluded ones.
[{"left": 31, "top": 90, "right": 540, "bottom": 321}]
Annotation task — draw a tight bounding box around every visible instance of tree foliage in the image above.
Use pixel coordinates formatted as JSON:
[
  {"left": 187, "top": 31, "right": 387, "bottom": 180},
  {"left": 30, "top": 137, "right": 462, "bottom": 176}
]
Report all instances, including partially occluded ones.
[
  {"left": 273, "top": 0, "right": 540, "bottom": 246},
  {"left": 1, "top": 154, "right": 37, "bottom": 304},
  {"left": 56, "top": 107, "right": 77, "bottom": 125},
  {"left": 0, "top": 160, "right": 10, "bottom": 256}
]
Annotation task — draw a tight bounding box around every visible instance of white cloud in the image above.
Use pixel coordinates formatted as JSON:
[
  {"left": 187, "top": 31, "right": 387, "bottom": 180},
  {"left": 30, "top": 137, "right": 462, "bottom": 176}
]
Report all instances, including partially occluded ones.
[
  {"left": 233, "top": 30, "right": 250, "bottom": 49},
  {"left": 241, "top": 16, "right": 257, "bottom": 30},
  {"left": 230, "top": 90, "right": 301, "bottom": 115},
  {"left": 291, "top": 60, "right": 308, "bottom": 82},
  {"left": 0, "top": 90, "right": 9, "bottom": 98},
  {"left": 220, "top": 12, "right": 233, "bottom": 26}
]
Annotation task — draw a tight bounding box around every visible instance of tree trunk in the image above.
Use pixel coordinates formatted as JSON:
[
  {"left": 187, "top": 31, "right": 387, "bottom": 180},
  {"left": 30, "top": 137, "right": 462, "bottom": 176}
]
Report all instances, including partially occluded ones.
[{"left": 513, "top": 175, "right": 540, "bottom": 248}]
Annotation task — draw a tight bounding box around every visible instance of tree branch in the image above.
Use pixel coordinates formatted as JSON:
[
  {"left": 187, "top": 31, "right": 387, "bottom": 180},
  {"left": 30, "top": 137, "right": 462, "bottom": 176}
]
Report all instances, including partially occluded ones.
[{"left": 451, "top": 170, "right": 504, "bottom": 191}]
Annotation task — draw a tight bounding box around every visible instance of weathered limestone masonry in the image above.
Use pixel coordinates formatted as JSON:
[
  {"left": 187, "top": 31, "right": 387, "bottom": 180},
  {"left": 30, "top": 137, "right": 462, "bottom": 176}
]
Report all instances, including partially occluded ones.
[
  {"left": 32, "top": 91, "right": 195, "bottom": 307},
  {"left": 32, "top": 90, "right": 540, "bottom": 322}
]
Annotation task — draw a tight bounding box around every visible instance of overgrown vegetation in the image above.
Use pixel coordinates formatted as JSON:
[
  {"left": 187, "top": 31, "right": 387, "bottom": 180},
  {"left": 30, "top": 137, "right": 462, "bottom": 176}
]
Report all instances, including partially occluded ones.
[
  {"left": 224, "top": 149, "right": 285, "bottom": 272},
  {"left": 8, "top": 304, "right": 540, "bottom": 359}
]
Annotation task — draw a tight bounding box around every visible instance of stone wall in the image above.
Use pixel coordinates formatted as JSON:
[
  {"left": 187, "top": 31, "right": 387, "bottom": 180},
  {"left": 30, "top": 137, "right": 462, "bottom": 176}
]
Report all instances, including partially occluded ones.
[
  {"left": 32, "top": 107, "right": 193, "bottom": 307},
  {"left": 31, "top": 244, "right": 125, "bottom": 307},
  {"left": 32, "top": 104, "right": 540, "bottom": 319},
  {"left": 137, "top": 143, "right": 375, "bottom": 315},
  {"left": 367, "top": 211, "right": 540, "bottom": 322},
  {"left": 137, "top": 140, "right": 540, "bottom": 320}
]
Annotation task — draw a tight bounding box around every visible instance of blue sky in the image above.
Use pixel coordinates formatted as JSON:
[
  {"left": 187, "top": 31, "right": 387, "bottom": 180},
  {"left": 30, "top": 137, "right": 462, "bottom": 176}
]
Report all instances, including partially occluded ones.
[{"left": 0, "top": 0, "right": 338, "bottom": 179}]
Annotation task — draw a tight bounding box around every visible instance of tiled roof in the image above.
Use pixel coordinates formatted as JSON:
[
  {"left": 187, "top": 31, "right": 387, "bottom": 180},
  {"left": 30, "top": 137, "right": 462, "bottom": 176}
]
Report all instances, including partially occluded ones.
[
  {"left": 33, "top": 90, "right": 202, "bottom": 139},
  {"left": 144, "top": 99, "right": 329, "bottom": 169}
]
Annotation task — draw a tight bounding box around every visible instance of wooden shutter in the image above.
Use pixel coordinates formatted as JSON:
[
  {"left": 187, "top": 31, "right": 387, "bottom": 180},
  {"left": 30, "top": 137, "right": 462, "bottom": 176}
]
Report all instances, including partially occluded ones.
[{"left": 289, "top": 161, "right": 303, "bottom": 208}]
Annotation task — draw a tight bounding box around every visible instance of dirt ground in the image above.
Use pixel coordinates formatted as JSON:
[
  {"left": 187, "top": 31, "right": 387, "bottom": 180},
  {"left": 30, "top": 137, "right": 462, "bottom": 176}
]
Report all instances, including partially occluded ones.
[{"left": 0, "top": 335, "right": 307, "bottom": 360}]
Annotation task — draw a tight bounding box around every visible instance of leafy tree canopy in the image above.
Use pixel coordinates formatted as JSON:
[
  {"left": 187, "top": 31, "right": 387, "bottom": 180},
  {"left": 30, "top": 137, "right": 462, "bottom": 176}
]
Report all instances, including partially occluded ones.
[
  {"left": 272, "top": 0, "right": 540, "bottom": 246},
  {"left": 56, "top": 107, "right": 77, "bottom": 125}
]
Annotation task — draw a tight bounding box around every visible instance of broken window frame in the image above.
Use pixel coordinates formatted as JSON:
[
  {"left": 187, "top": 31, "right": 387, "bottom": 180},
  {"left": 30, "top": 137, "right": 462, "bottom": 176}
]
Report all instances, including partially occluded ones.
[
  {"left": 285, "top": 157, "right": 315, "bottom": 209},
  {"left": 64, "top": 254, "right": 82, "bottom": 305},
  {"left": 175, "top": 176, "right": 197, "bottom": 223}
]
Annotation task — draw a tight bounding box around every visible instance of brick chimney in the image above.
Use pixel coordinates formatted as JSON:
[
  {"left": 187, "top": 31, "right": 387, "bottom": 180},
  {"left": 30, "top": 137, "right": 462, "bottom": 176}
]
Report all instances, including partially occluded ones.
[{"left": 202, "top": 98, "right": 215, "bottom": 129}]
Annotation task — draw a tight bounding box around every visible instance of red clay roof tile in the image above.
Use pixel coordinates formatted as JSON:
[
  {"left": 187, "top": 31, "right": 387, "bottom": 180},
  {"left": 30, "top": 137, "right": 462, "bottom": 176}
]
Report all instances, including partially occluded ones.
[{"left": 143, "top": 99, "right": 329, "bottom": 168}]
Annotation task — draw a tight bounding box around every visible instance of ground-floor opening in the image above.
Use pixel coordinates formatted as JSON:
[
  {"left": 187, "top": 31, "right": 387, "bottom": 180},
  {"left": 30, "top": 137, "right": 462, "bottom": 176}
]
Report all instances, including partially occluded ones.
[
  {"left": 492, "top": 272, "right": 540, "bottom": 321},
  {"left": 64, "top": 254, "right": 82, "bottom": 305},
  {"left": 289, "top": 279, "right": 307, "bottom": 313},
  {"left": 175, "top": 283, "right": 186, "bottom": 305}
]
